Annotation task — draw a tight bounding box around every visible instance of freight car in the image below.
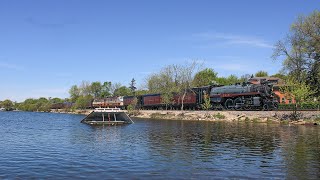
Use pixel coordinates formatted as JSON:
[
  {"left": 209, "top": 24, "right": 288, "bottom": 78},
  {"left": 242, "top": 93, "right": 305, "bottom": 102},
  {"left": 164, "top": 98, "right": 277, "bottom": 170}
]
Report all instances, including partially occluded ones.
[
  {"left": 122, "top": 88, "right": 210, "bottom": 110},
  {"left": 140, "top": 92, "right": 199, "bottom": 110},
  {"left": 92, "top": 97, "right": 123, "bottom": 108}
]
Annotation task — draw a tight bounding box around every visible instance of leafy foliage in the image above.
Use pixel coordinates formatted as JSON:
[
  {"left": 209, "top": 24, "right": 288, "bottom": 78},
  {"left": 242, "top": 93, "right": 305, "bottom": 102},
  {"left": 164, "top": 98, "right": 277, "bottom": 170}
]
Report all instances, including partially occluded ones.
[
  {"left": 255, "top": 70, "right": 268, "bottom": 77},
  {"left": 18, "top": 97, "right": 52, "bottom": 112},
  {"left": 75, "top": 95, "right": 93, "bottom": 110},
  {"left": 273, "top": 10, "right": 320, "bottom": 96},
  {"left": 2, "top": 99, "right": 14, "bottom": 111},
  {"left": 113, "top": 86, "right": 132, "bottom": 96},
  {"left": 192, "top": 68, "right": 218, "bottom": 87},
  {"left": 201, "top": 91, "right": 212, "bottom": 110}
]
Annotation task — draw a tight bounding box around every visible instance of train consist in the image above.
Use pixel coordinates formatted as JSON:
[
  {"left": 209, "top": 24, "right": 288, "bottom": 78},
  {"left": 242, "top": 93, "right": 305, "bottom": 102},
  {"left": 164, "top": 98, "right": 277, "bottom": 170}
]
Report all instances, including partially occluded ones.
[{"left": 91, "top": 80, "right": 279, "bottom": 111}]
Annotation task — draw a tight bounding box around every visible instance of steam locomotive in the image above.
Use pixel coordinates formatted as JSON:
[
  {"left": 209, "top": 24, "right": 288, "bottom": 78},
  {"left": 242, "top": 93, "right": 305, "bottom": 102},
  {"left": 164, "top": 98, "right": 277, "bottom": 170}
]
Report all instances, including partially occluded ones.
[{"left": 92, "top": 81, "right": 278, "bottom": 111}]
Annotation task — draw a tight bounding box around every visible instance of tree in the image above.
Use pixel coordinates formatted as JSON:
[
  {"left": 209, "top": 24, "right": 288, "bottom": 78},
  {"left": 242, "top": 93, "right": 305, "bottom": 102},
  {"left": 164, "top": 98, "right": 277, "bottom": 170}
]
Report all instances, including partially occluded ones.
[
  {"left": 239, "top": 74, "right": 252, "bottom": 82},
  {"left": 2, "top": 99, "right": 14, "bottom": 111},
  {"left": 146, "top": 61, "right": 202, "bottom": 110},
  {"left": 101, "top": 81, "right": 112, "bottom": 98},
  {"left": 281, "top": 77, "right": 314, "bottom": 120},
  {"left": 79, "top": 81, "right": 92, "bottom": 96},
  {"left": 273, "top": 10, "right": 320, "bottom": 96},
  {"left": 113, "top": 86, "right": 131, "bottom": 96},
  {"left": 69, "top": 85, "right": 80, "bottom": 102},
  {"left": 255, "top": 70, "right": 269, "bottom": 77},
  {"left": 50, "top": 97, "right": 64, "bottom": 104},
  {"left": 129, "top": 78, "right": 137, "bottom": 94},
  {"left": 75, "top": 95, "right": 93, "bottom": 109},
  {"left": 226, "top": 74, "right": 239, "bottom": 84},
  {"left": 215, "top": 75, "right": 240, "bottom": 85},
  {"left": 175, "top": 61, "right": 200, "bottom": 110},
  {"left": 110, "top": 83, "right": 122, "bottom": 96},
  {"left": 192, "top": 68, "right": 218, "bottom": 87},
  {"left": 201, "top": 91, "right": 212, "bottom": 110},
  {"left": 147, "top": 65, "right": 178, "bottom": 108},
  {"left": 90, "top": 81, "right": 102, "bottom": 98},
  {"left": 271, "top": 73, "right": 287, "bottom": 80}
]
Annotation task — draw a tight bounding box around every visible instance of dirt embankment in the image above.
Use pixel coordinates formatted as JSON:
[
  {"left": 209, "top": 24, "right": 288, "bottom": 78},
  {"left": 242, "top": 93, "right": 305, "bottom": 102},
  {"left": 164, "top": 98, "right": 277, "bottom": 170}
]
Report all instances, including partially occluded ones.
[
  {"left": 132, "top": 110, "right": 320, "bottom": 125},
  {"left": 51, "top": 108, "right": 320, "bottom": 125}
]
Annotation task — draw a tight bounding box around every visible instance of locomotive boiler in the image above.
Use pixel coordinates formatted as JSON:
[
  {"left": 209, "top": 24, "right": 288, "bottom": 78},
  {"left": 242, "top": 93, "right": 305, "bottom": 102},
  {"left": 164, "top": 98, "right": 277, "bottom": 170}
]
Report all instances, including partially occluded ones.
[{"left": 210, "top": 82, "right": 278, "bottom": 110}]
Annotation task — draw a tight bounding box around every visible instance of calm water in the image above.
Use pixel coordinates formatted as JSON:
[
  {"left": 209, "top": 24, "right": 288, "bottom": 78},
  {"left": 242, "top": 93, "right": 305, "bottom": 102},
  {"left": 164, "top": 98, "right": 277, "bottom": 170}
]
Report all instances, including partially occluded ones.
[{"left": 0, "top": 111, "right": 320, "bottom": 179}]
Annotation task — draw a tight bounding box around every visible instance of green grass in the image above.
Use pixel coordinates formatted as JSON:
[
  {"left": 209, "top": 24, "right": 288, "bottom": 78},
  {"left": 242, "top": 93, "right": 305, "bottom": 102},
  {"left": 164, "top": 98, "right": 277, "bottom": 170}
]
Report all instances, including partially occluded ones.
[{"left": 213, "top": 113, "right": 225, "bottom": 119}]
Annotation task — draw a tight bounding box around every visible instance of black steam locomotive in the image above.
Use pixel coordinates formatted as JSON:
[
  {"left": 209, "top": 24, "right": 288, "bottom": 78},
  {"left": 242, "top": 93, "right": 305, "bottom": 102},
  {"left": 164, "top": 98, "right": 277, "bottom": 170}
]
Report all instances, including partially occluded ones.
[{"left": 209, "top": 82, "right": 278, "bottom": 110}]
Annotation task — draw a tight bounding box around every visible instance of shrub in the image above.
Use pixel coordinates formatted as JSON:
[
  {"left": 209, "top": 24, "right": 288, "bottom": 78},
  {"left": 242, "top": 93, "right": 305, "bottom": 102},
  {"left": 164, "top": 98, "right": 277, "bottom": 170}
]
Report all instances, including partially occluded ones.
[{"left": 213, "top": 113, "right": 225, "bottom": 119}]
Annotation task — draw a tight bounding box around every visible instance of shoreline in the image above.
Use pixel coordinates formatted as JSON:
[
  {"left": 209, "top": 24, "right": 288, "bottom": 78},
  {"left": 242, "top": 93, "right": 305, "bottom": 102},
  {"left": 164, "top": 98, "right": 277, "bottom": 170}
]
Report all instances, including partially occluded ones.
[{"left": 50, "top": 109, "right": 320, "bottom": 125}]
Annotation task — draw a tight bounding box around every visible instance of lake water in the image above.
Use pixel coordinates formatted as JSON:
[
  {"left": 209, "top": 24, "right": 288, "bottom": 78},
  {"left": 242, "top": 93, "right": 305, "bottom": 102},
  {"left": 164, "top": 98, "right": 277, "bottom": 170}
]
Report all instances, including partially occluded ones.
[{"left": 0, "top": 111, "right": 319, "bottom": 179}]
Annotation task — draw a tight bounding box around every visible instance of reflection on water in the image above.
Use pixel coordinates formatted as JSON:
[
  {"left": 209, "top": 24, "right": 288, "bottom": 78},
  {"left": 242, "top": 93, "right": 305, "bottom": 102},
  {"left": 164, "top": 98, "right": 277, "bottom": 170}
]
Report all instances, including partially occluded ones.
[{"left": 0, "top": 111, "right": 319, "bottom": 179}]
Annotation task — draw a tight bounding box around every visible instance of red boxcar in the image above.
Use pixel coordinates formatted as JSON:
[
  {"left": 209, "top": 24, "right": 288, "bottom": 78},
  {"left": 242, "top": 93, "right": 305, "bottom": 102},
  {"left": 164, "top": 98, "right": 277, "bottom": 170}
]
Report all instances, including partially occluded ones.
[
  {"left": 173, "top": 92, "right": 197, "bottom": 105},
  {"left": 123, "top": 96, "right": 136, "bottom": 108},
  {"left": 143, "top": 94, "right": 162, "bottom": 106}
]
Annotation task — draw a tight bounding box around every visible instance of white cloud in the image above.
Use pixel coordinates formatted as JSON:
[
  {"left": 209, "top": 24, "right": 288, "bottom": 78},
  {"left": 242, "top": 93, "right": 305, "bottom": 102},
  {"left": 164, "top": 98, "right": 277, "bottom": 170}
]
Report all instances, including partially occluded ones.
[{"left": 192, "top": 32, "right": 273, "bottom": 48}]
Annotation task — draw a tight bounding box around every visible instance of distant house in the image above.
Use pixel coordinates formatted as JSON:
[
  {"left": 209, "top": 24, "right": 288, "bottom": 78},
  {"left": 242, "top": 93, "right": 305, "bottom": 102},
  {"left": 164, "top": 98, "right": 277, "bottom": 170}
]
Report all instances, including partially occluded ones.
[
  {"left": 248, "top": 77, "right": 295, "bottom": 104},
  {"left": 0, "top": 107, "right": 5, "bottom": 111}
]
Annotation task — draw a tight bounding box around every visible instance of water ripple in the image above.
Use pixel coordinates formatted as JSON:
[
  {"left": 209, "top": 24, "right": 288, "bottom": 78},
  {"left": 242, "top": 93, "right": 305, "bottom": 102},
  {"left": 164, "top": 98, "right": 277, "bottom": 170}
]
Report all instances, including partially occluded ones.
[{"left": 0, "top": 112, "right": 320, "bottom": 179}]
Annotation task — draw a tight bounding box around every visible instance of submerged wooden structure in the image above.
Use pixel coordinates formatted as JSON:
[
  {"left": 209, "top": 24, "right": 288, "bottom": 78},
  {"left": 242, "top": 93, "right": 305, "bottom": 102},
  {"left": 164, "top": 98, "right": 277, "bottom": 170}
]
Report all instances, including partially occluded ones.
[{"left": 81, "top": 108, "right": 134, "bottom": 125}]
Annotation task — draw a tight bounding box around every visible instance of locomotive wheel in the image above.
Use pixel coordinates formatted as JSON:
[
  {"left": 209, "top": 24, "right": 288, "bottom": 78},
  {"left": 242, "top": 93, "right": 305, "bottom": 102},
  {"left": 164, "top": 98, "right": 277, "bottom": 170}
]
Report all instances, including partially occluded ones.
[
  {"left": 263, "top": 104, "right": 269, "bottom": 111},
  {"left": 273, "top": 102, "right": 278, "bottom": 110},
  {"left": 224, "top": 99, "right": 234, "bottom": 110},
  {"left": 244, "top": 105, "right": 251, "bottom": 110},
  {"left": 234, "top": 98, "right": 242, "bottom": 110}
]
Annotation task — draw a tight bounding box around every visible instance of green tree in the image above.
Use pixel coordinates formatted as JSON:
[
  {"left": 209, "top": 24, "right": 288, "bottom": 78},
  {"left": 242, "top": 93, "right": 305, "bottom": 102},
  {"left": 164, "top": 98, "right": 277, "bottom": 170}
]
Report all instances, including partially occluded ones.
[
  {"left": 239, "top": 74, "right": 252, "bottom": 82},
  {"left": 271, "top": 73, "right": 287, "bottom": 80},
  {"left": 75, "top": 95, "right": 93, "bottom": 109},
  {"left": 101, "top": 81, "right": 112, "bottom": 98},
  {"left": 90, "top": 81, "right": 102, "bottom": 98},
  {"left": 255, "top": 70, "right": 269, "bottom": 77},
  {"left": 135, "top": 89, "right": 149, "bottom": 96},
  {"left": 174, "top": 61, "right": 200, "bottom": 110},
  {"left": 281, "top": 77, "right": 314, "bottom": 120},
  {"left": 79, "top": 81, "right": 92, "bottom": 96},
  {"left": 129, "top": 78, "right": 137, "bottom": 94},
  {"left": 273, "top": 10, "right": 320, "bottom": 96},
  {"left": 2, "top": 99, "right": 14, "bottom": 111},
  {"left": 147, "top": 61, "right": 202, "bottom": 110},
  {"left": 69, "top": 85, "right": 80, "bottom": 102},
  {"left": 226, "top": 74, "right": 239, "bottom": 84},
  {"left": 50, "top": 97, "right": 64, "bottom": 104},
  {"left": 201, "top": 91, "right": 212, "bottom": 110},
  {"left": 147, "top": 66, "right": 177, "bottom": 108},
  {"left": 215, "top": 75, "right": 240, "bottom": 85},
  {"left": 110, "top": 82, "right": 122, "bottom": 95},
  {"left": 113, "top": 86, "right": 131, "bottom": 96},
  {"left": 192, "top": 68, "right": 218, "bottom": 87}
]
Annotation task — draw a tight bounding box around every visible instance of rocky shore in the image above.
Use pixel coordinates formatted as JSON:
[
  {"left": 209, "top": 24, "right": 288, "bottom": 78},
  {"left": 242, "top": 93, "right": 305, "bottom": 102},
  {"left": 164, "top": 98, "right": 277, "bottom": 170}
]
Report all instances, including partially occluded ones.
[
  {"left": 132, "top": 110, "right": 320, "bottom": 125},
  {"left": 51, "top": 109, "right": 320, "bottom": 125}
]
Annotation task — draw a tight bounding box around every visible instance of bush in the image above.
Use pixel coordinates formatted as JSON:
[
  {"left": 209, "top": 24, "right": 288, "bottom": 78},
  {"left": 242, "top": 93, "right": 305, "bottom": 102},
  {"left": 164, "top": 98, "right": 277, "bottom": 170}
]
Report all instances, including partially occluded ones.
[
  {"left": 278, "top": 103, "right": 320, "bottom": 110},
  {"left": 213, "top": 113, "right": 225, "bottom": 119}
]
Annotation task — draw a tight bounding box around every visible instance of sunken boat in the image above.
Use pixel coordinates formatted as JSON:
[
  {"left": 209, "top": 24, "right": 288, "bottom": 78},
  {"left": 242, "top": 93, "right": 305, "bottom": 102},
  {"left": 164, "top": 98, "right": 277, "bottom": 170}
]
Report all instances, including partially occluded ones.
[{"left": 81, "top": 108, "right": 134, "bottom": 125}]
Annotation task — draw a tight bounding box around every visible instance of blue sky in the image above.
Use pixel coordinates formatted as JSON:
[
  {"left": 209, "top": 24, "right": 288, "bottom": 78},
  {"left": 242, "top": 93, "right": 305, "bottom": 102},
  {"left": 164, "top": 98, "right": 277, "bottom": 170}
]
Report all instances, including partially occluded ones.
[{"left": 0, "top": 0, "right": 319, "bottom": 102}]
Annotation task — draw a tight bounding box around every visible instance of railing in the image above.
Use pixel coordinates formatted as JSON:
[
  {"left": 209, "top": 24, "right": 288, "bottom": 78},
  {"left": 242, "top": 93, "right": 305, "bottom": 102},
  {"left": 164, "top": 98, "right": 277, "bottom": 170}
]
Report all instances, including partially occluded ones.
[{"left": 94, "top": 108, "right": 123, "bottom": 112}]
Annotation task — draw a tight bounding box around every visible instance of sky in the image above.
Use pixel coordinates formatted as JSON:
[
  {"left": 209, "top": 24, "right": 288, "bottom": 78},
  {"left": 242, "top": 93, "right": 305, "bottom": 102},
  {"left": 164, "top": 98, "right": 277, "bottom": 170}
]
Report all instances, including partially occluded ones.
[{"left": 0, "top": 0, "right": 319, "bottom": 102}]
